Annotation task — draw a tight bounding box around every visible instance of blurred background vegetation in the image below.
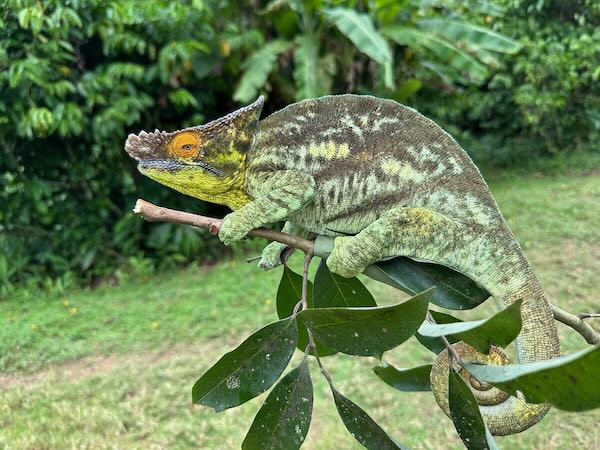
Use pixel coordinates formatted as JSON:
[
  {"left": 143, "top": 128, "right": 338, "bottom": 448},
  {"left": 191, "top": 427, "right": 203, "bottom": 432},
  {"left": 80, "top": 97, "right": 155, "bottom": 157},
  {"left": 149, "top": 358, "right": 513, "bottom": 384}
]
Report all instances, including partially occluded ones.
[{"left": 1, "top": 0, "right": 599, "bottom": 296}]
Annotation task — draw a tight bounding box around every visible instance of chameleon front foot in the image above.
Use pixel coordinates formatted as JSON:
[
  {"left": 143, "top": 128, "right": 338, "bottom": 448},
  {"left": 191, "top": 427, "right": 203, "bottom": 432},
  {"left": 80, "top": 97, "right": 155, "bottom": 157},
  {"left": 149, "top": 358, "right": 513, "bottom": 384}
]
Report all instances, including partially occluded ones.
[
  {"left": 218, "top": 213, "right": 252, "bottom": 245},
  {"left": 326, "top": 236, "right": 375, "bottom": 278}
]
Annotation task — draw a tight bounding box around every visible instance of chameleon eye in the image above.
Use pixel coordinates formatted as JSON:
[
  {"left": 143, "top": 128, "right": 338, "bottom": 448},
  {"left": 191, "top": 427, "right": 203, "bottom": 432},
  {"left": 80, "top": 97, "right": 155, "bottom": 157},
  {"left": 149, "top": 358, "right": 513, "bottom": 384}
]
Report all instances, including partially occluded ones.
[{"left": 169, "top": 131, "right": 200, "bottom": 158}]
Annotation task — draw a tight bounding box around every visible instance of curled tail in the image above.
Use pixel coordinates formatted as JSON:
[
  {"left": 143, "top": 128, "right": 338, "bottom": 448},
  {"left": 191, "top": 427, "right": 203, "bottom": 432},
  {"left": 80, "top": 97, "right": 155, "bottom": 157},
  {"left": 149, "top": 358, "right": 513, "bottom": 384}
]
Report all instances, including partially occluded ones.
[{"left": 430, "top": 262, "right": 560, "bottom": 435}]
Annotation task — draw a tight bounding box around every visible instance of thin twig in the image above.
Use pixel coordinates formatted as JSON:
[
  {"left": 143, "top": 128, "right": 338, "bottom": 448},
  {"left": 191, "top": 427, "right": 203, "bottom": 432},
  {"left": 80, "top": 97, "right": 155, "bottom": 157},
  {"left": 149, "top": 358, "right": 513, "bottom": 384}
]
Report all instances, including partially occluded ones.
[
  {"left": 245, "top": 255, "right": 261, "bottom": 263},
  {"left": 300, "top": 253, "right": 318, "bottom": 354},
  {"left": 577, "top": 313, "right": 600, "bottom": 320},
  {"left": 426, "top": 311, "right": 464, "bottom": 366},
  {"left": 301, "top": 253, "right": 313, "bottom": 311},
  {"left": 552, "top": 305, "right": 600, "bottom": 345},
  {"left": 298, "top": 251, "right": 334, "bottom": 387},
  {"left": 312, "top": 341, "right": 334, "bottom": 387},
  {"left": 291, "top": 300, "right": 303, "bottom": 318},
  {"left": 134, "top": 199, "right": 314, "bottom": 255}
]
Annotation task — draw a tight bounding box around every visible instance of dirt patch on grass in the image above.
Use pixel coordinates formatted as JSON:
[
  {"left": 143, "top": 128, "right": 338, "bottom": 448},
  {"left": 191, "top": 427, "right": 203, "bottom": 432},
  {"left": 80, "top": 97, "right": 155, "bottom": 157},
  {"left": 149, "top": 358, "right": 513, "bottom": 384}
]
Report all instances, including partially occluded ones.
[
  {"left": 0, "top": 332, "right": 246, "bottom": 390},
  {"left": 0, "top": 347, "right": 186, "bottom": 389}
]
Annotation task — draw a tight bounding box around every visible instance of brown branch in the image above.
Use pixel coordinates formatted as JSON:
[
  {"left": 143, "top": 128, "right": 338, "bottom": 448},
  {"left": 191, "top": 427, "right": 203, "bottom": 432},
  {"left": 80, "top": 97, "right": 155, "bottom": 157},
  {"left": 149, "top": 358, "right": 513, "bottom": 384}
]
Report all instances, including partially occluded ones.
[
  {"left": 134, "top": 199, "right": 314, "bottom": 254},
  {"left": 552, "top": 305, "right": 600, "bottom": 345},
  {"left": 133, "top": 198, "right": 600, "bottom": 346}
]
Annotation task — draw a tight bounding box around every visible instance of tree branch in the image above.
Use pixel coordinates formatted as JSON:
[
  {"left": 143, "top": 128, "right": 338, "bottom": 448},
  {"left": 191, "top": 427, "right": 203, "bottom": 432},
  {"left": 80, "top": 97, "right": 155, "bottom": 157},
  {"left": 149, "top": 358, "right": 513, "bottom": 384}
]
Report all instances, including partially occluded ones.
[
  {"left": 134, "top": 199, "right": 314, "bottom": 255},
  {"left": 133, "top": 198, "right": 600, "bottom": 346},
  {"left": 552, "top": 305, "right": 600, "bottom": 345}
]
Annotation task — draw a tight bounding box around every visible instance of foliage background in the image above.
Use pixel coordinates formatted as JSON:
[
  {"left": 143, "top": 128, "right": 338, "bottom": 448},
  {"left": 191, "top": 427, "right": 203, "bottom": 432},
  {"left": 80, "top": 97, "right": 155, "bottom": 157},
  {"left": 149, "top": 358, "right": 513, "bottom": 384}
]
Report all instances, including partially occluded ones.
[{"left": 1, "top": 0, "right": 598, "bottom": 294}]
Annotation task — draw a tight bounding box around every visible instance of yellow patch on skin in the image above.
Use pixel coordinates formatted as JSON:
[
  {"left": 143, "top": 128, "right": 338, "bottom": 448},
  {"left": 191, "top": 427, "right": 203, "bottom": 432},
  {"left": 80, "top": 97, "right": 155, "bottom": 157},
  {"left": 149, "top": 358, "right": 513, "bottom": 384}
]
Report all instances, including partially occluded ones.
[
  {"left": 486, "top": 351, "right": 509, "bottom": 366},
  {"left": 380, "top": 158, "right": 426, "bottom": 182},
  {"left": 513, "top": 398, "right": 545, "bottom": 421},
  {"left": 308, "top": 142, "right": 320, "bottom": 157},
  {"left": 169, "top": 131, "right": 200, "bottom": 158},
  {"left": 325, "top": 141, "right": 337, "bottom": 159},
  {"left": 381, "top": 158, "right": 402, "bottom": 175},
  {"left": 337, "top": 142, "right": 350, "bottom": 158},
  {"left": 211, "top": 142, "right": 246, "bottom": 168},
  {"left": 139, "top": 166, "right": 251, "bottom": 210},
  {"left": 308, "top": 141, "right": 351, "bottom": 160}
]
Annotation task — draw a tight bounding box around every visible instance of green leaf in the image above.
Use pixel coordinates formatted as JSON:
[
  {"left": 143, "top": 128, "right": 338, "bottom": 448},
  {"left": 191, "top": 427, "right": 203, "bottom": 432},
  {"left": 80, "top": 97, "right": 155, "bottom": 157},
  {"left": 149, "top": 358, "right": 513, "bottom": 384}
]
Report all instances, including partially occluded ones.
[
  {"left": 332, "top": 387, "right": 406, "bottom": 449},
  {"left": 0, "top": 254, "right": 7, "bottom": 282},
  {"left": 391, "top": 79, "right": 422, "bottom": 102},
  {"left": 234, "top": 40, "right": 291, "bottom": 103},
  {"left": 417, "top": 300, "right": 522, "bottom": 354},
  {"left": 192, "top": 317, "right": 297, "bottom": 411},
  {"left": 323, "top": 8, "right": 392, "bottom": 65},
  {"left": 383, "top": 59, "right": 395, "bottom": 90},
  {"left": 383, "top": 26, "right": 488, "bottom": 83},
  {"left": 299, "top": 289, "right": 431, "bottom": 356},
  {"left": 415, "top": 311, "right": 462, "bottom": 354},
  {"left": 419, "top": 60, "right": 463, "bottom": 87},
  {"left": 168, "top": 88, "right": 199, "bottom": 108},
  {"left": 373, "top": 363, "right": 432, "bottom": 392},
  {"left": 448, "top": 368, "right": 498, "bottom": 450},
  {"left": 314, "top": 260, "right": 376, "bottom": 309},
  {"left": 370, "top": 256, "right": 489, "bottom": 310},
  {"left": 242, "top": 358, "right": 313, "bottom": 450},
  {"left": 466, "top": 345, "right": 600, "bottom": 412},
  {"left": 417, "top": 19, "right": 521, "bottom": 54},
  {"left": 293, "top": 35, "right": 332, "bottom": 100},
  {"left": 277, "top": 266, "right": 337, "bottom": 357},
  {"left": 464, "top": 0, "right": 506, "bottom": 17},
  {"left": 80, "top": 248, "right": 97, "bottom": 272}
]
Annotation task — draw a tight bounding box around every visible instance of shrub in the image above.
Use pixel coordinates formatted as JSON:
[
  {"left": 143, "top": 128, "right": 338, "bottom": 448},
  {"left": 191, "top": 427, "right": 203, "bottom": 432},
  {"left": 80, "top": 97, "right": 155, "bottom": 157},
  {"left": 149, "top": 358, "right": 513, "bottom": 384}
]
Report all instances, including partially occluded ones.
[
  {"left": 417, "top": 0, "right": 600, "bottom": 166},
  {"left": 2, "top": 0, "right": 574, "bottom": 292}
]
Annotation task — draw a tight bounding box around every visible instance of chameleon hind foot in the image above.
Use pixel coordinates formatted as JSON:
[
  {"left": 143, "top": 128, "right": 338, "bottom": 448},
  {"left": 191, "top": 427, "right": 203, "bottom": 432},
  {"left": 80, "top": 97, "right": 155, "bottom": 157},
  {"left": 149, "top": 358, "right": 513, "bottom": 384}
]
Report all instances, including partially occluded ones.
[
  {"left": 326, "top": 236, "right": 375, "bottom": 278},
  {"left": 326, "top": 207, "right": 465, "bottom": 278}
]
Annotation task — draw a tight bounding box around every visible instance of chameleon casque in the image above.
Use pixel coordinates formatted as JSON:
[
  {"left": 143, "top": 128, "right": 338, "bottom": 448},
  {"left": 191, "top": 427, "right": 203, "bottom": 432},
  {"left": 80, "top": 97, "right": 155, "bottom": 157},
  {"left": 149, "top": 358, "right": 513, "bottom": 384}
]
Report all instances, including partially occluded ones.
[{"left": 124, "top": 94, "right": 560, "bottom": 436}]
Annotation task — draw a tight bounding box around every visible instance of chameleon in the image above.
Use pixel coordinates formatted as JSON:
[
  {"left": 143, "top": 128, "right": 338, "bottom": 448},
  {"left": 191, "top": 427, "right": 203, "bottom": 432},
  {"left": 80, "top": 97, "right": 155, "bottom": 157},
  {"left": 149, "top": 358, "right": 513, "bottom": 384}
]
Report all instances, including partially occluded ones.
[{"left": 124, "top": 94, "right": 560, "bottom": 436}]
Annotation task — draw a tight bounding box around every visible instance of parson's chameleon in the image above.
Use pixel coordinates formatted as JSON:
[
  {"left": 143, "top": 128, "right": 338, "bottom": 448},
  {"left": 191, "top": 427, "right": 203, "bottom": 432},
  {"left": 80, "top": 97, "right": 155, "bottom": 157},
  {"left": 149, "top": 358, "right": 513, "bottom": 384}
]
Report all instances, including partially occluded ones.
[{"left": 124, "top": 95, "right": 560, "bottom": 435}]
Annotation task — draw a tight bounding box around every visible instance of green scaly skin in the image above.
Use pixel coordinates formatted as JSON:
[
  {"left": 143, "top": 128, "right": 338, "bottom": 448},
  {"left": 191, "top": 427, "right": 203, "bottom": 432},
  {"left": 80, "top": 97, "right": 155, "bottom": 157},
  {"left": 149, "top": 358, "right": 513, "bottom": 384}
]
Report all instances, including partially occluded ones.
[{"left": 124, "top": 95, "right": 560, "bottom": 435}]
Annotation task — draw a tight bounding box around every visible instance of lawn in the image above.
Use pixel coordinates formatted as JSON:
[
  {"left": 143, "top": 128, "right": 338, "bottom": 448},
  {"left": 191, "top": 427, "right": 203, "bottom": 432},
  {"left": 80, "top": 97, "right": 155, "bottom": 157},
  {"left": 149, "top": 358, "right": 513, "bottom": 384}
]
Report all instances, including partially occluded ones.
[{"left": 1, "top": 168, "right": 599, "bottom": 449}]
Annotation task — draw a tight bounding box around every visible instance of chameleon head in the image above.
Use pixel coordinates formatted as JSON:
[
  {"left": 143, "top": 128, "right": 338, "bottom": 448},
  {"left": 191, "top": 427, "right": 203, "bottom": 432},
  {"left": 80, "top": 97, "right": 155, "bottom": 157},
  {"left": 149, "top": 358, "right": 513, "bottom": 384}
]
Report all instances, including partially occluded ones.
[{"left": 124, "top": 96, "right": 264, "bottom": 208}]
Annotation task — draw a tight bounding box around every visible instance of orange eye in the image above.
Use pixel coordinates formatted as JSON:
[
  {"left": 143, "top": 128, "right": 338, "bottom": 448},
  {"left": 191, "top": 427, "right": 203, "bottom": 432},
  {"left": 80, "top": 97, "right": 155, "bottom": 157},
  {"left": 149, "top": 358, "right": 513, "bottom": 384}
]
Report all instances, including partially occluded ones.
[{"left": 169, "top": 131, "right": 200, "bottom": 158}]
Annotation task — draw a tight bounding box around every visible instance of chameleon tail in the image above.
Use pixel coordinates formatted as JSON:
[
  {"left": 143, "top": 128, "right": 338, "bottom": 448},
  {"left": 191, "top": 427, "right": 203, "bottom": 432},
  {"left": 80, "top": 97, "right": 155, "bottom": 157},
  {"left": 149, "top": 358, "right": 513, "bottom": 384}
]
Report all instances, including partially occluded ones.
[{"left": 430, "top": 269, "right": 560, "bottom": 435}]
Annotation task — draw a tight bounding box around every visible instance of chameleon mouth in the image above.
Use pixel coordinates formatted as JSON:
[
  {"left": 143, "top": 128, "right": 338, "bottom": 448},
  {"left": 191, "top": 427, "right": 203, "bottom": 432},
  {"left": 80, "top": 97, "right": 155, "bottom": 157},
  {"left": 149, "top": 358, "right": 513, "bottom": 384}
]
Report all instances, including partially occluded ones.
[{"left": 138, "top": 159, "right": 225, "bottom": 177}]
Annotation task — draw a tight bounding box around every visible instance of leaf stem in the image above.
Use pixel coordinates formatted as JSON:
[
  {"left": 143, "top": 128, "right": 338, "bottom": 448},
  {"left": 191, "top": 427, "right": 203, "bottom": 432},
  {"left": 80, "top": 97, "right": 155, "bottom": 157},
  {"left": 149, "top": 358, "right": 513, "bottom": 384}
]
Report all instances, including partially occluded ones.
[
  {"left": 312, "top": 339, "right": 334, "bottom": 387},
  {"left": 301, "top": 252, "right": 313, "bottom": 311},
  {"left": 426, "top": 311, "right": 464, "bottom": 366}
]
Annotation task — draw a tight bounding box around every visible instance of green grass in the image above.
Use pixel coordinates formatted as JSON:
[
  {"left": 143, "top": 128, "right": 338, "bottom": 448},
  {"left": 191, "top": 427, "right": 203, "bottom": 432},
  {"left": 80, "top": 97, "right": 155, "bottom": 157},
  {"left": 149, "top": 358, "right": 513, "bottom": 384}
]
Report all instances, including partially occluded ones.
[{"left": 1, "top": 169, "right": 599, "bottom": 449}]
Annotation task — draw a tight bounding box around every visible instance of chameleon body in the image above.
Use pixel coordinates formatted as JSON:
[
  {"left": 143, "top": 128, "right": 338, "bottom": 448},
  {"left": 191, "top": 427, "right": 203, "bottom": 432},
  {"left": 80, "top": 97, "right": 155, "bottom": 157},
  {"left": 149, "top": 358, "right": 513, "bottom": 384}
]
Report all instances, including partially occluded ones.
[{"left": 124, "top": 95, "right": 560, "bottom": 435}]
